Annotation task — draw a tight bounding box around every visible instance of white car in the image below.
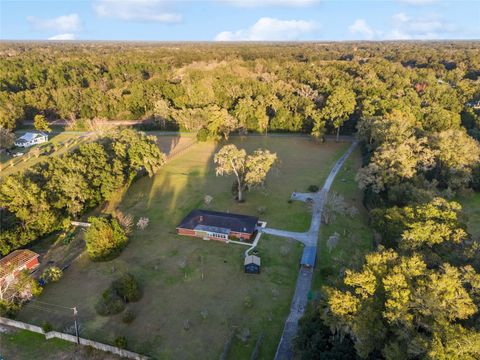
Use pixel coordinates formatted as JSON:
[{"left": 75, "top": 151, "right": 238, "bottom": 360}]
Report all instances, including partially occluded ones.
[{"left": 12, "top": 152, "right": 24, "bottom": 158}]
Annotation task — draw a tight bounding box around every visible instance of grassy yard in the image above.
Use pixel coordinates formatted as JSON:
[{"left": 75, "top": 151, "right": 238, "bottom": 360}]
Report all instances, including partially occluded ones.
[
  {"left": 312, "top": 146, "right": 374, "bottom": 290},
  {"left": 18, "top": 136, "right": 348, "bottom": 359},
  {"left": 0, "top": 328, "right": 120, "bottom": 360},
  {"left": 0, "top": 131, "right": 93, "bottom": 178}
]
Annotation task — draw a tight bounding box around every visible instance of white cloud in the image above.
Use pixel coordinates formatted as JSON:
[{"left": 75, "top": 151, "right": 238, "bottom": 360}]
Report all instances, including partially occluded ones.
[
  {"left": 397, "top": 0, "right": 438, "bottom": 5},
  {"left": 27, "top": 14, "right": 81, "bottom": 32},
  {"left": 348, "top": 19, "right": 376, "bottom": 40},
  {"left": 224, "top": 0, "right": 319, "bottom": 7},
  {"left": 215, "top": 17, "right": 318, "bottom": 41},
  {"left": 48, "top": 33, "right": 76, "bottom": 41},
  {"left": 94, "top": 0, "right": 181, "bottom": 23},
  {"left": 386, "top": 12, "right": 455, "bottom": 39}
]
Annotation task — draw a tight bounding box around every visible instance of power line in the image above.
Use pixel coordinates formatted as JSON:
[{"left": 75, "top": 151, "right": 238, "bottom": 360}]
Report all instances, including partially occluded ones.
[
  {"left": 30, "top": 299, "right": 74, "bottom": 310},
  {"left": 25, "top": 305, "right": 66, "bottom": 315}
]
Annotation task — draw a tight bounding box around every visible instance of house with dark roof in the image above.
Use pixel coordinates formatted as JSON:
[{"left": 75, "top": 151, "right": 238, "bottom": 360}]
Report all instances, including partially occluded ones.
[
  {"left": 0, "top": 249, "right": 40, "bottom": 286},
  {"left": 176, "top": 209, "right": 259, "bottom": 242}
]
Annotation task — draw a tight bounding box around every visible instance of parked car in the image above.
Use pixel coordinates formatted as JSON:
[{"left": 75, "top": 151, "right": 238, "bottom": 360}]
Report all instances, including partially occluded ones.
[{"left": 12, "top": 152, "right": 24, "bottom": 157}]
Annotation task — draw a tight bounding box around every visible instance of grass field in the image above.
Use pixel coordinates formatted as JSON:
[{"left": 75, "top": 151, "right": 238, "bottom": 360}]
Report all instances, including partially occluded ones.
[
  {"left": 0, "top": 328, "right": 120, "bottom": 360},
  {"left": 18, "top": 136, "right": 348, "bottom": 359},
  {"left": 312, "top": 147, "right": 373, "bottom": 290},
  {"left": 0, "top": 131, "right": 93, "bottom": 178}
]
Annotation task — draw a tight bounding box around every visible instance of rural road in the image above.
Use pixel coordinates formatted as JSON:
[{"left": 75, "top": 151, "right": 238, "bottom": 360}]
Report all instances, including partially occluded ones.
[{"left": 262, "top": 141, "right": 358, "bottom": 360}]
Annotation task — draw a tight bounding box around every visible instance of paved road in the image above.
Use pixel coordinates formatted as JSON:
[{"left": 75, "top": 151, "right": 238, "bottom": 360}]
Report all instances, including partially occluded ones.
[{"left": 266, "top": 141, "right": 358, "bottom": 360}]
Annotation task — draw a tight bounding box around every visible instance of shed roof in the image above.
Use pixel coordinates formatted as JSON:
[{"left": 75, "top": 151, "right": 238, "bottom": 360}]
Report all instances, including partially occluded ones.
[
  {"left": 177, "top": 209, "right": 258, "bottom": 234},
  {"left": 0, "top": 249, "right": 39, "bottom": 278},
  {"left": 300, "top": 246, "right": 316, "bottom": 267},
  {"left": 244, "top": 255, "right": 261, "bottom": 266}
]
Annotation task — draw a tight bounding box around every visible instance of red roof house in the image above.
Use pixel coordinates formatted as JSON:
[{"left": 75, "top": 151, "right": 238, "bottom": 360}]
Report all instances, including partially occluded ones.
[
  {"left": 177, "top": 209, "right": 259, "bottom": 242},
  {"left": 0, "top": 249, "right": 40, "bottom": 285}
]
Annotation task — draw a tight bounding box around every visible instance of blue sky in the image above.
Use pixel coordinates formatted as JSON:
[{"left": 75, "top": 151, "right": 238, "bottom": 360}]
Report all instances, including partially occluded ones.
[{"left": 0, "top": 0, "right": 479, "bottom": 41}]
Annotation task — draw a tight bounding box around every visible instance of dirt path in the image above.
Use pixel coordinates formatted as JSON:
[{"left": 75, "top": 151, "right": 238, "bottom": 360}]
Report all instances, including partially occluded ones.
[{"left": 262, "top": 141, "right": 358, "bottom": 360}]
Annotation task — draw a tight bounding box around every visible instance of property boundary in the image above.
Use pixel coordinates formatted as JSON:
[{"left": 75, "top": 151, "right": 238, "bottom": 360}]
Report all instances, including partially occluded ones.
[{"left": 0, "top": 317, "right": 149, "bottom": 360}]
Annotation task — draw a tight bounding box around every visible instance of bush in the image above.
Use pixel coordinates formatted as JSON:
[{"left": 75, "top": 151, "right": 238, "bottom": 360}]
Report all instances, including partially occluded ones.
[
  {"left": 85, "top": 217, "right": 128, "bottom": 261},
  {"left": 112, "top": 273, "right": 142, "bottom": 303},
  {"left": 95, "top": 289, "right": 125, "bottom": 316},
  {"left": 308, "top": 184, "right": 319, "bottom": 192},
  {"left": 243, "top": 296, "right": 253, "bottom": 309},
  {"left": 42, "top": 266, "right": 63, "bottom": 283},
  {"left": 42, "top": 322, "right": 53, "bottom": 332},
  {"left": 122, "top": 309, "right": 136, "bottom": 324},
  {"left": 196, "top": 128, "right": 209, "bottom": 142},
  {"left": 114, "top": 335, "right": 127, "bottom": 349}
]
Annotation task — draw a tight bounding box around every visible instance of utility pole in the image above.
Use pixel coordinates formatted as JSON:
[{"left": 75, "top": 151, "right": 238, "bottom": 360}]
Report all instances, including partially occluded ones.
[{"left": 73, "top": 306, "right": 80, "bottom": 344}]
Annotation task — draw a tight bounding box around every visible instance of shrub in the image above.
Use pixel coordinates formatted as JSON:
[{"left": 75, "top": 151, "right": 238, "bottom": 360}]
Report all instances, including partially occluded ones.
[
  {"left": 116, "top": 211, "right": 133, "bottom": 234},
  {"left": 95, "top": 289, "right": 125, "bottom": 316},
  {"left": 308, "top": 185, "right": 319, "bottom": 192},
  {"left": 42, "top": 266, "right": 63, "bottom": 283},
  {"left": 114, "top": 335, "right": 127, "bottom": 349},
  {"left": 136, "top": 217, "right": 149, "bottom": 230},
  {"left": 243, "top": 296, "right": 253, "bottom": 309},
  {"left": 85, "top": 217, "right": 128, "bottom": 261},
  {"left": 42, "top": 322, "right": 53, "bottom": 332},
  {"left": 122, "top": 309, "right": 136, "bottom": 324},
  {"left": 112, "top": 273, "right": 142, "bottom": 303},
  {"left": 196, "top": 128, "right": 209, "bottom": 142}
]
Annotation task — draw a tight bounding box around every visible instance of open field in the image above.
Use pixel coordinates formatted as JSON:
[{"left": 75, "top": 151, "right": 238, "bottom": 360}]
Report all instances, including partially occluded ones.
[
  {"left": 312, "top": 147, "right": 373, "bottom": 290},
  {"left": 18, "top": 136, "right": 348, "bottom": 359}
]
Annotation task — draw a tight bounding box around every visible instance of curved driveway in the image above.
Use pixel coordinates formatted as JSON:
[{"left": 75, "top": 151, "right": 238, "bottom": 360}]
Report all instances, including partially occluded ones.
[{"left": 262, "top": 141, "right": 358, "bottom": 360}]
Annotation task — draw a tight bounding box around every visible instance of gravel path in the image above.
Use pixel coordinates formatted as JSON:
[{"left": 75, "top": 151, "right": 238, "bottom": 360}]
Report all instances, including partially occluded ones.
[{"left": 265, "top": 141, "right": 358, "bottom": 360}]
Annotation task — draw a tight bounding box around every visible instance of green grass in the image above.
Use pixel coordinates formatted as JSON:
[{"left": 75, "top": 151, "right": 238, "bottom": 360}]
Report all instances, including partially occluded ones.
[
  {"left": 458, "top": 192, "right": 480, "bottom": 239},
  {"left": 0, "top": 329, "right": 73, "bottom": 359},
  {"left": 18, "top": 136, "right": 348, "bottom": 359},
  {"left": 0, "top": 328, "right": 122, "bottom": 359},
  {"left": 312, "top": 147, "right": 373, "bottom": 290},
  {"left": 0, "top": 132, "right": 92, "bottom": 178}
]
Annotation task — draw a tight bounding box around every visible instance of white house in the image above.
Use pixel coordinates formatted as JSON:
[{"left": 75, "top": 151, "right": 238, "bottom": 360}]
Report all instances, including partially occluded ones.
[{"left": 14, "top": 132, "right": 48, "bottom": 148}]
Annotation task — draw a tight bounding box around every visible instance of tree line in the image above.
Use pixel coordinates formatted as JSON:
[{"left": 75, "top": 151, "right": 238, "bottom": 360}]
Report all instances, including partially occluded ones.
[
  {"left": 0, "top": 129, "right": 165, "bottom": 255},
  {"left": 0, "top": 42, "right": 479, "bottom": 143},
  {"left": 296, "top": 47, "right": 480, "bottom": 359}
]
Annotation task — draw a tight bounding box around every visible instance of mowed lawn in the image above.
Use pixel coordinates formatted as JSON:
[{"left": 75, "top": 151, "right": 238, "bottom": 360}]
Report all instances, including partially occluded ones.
[
  {"left": 313, "top": 146, "right": 373, "bottom": 290},
  {"left": 18, "top": 136, "right": 348, "bottom": 359}
]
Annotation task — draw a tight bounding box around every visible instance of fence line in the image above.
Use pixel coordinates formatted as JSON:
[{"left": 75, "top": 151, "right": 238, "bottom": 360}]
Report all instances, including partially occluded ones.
[
  {"left": 165, "top": 138, "right": 198, "bottom": 162},
  {"left": 0, "top": 317, "right": 149, "bottom": 360}
]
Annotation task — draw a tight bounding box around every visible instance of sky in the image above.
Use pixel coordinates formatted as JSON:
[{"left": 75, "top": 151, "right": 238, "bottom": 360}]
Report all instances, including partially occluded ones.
[{"left": 0, "top": 0, "right": 479, "bottom": 41}]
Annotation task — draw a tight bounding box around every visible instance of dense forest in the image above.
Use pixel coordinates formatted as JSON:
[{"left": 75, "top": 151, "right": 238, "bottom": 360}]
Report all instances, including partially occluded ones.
[
  {"left": 1, "top": 41, "right": 480, "bottom": 359},
  {"left": 0, "top": 42, "right": 479, "bottom": 140}
]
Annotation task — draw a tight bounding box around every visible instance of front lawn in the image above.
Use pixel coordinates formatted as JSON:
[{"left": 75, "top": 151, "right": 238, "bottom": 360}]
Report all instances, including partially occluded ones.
[{"left": 18, "top": 136, "right": 348, "bottom": 359}]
